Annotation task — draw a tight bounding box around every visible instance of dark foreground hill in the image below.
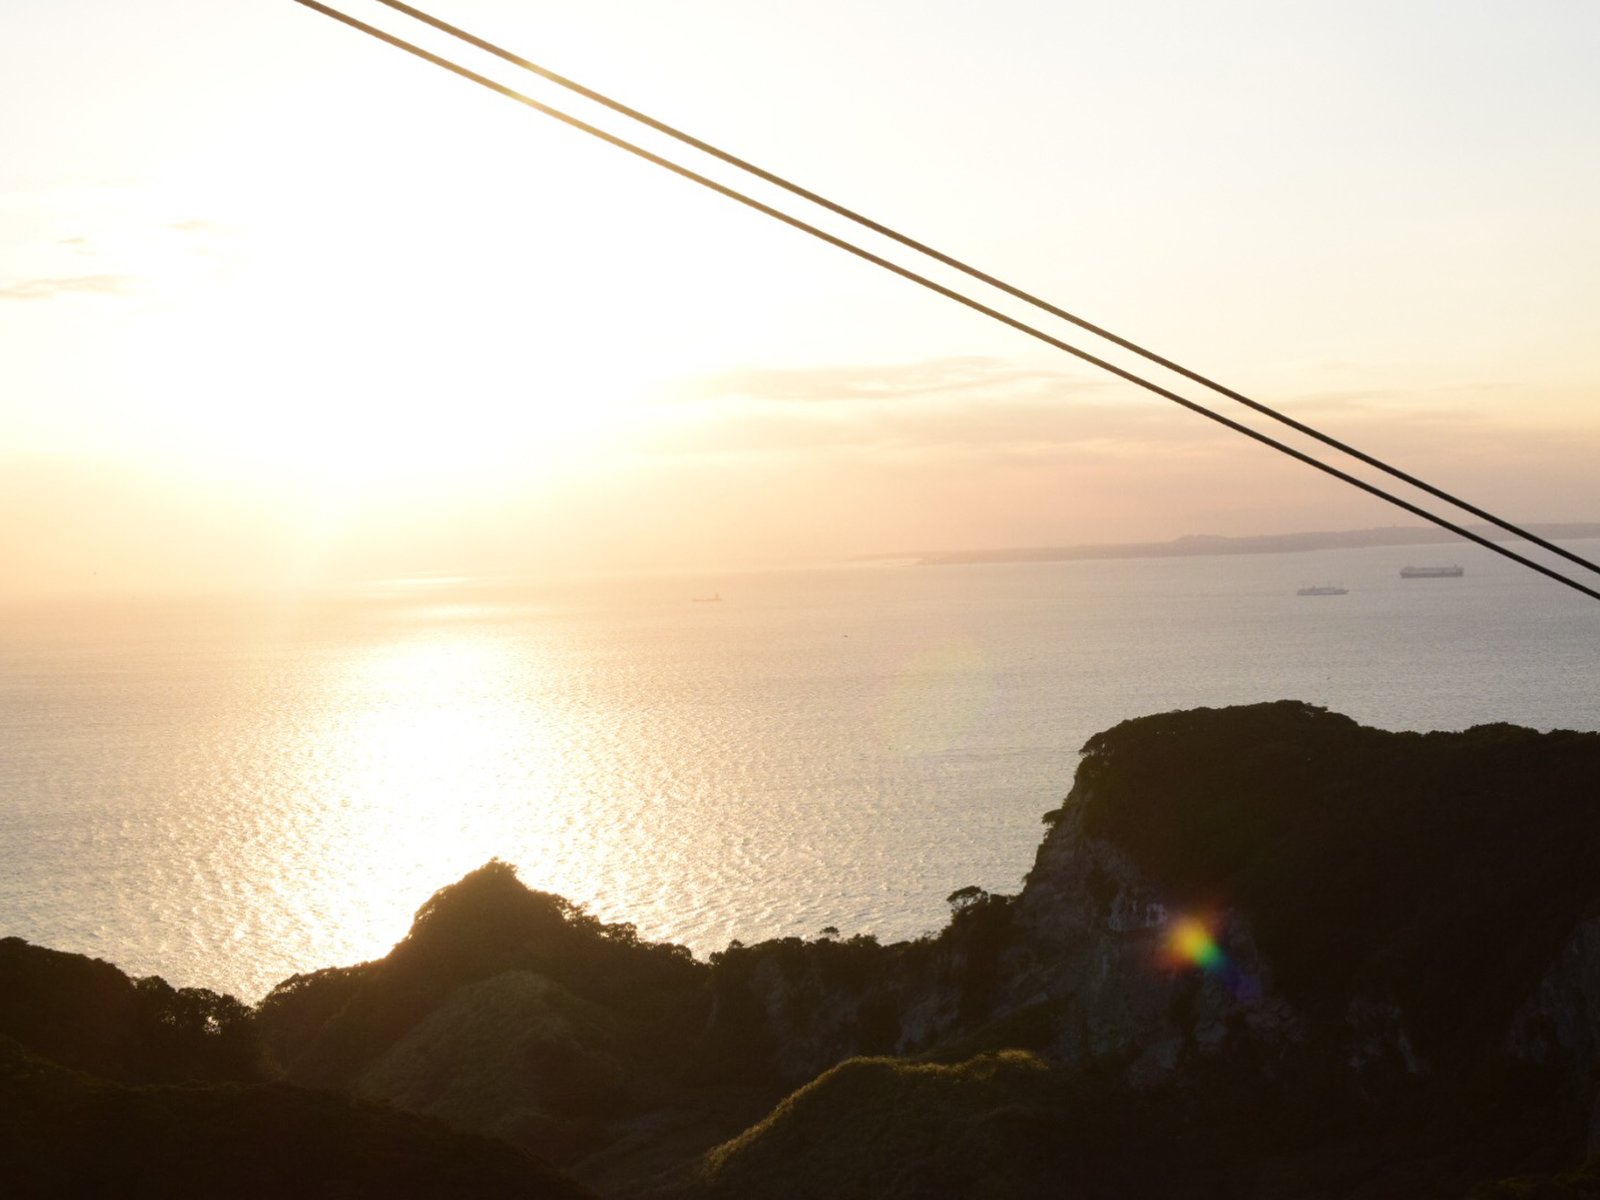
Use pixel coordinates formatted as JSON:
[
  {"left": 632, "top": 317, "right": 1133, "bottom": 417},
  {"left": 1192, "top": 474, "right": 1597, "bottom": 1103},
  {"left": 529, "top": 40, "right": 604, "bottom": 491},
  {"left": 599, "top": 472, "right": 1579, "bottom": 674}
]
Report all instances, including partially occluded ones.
[
  {"left": 0, "top": 937, "right": 591, "bottom": 1198},
  {"left": 8, "top": 702, "right": 1600, "bottom": 1197},
  {"left": 0, "top": 1036, "right": 591, "bottom": 1199}
]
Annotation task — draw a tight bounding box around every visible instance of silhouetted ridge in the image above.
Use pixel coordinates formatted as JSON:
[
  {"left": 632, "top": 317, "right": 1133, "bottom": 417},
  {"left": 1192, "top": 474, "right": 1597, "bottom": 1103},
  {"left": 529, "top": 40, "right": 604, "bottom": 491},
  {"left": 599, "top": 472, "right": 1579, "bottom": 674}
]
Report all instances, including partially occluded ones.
[
  {"left": 259, "top": 860, "right": 704, "bottom": 1089},
  {"left": 0, "top": 937, "right": 259, "bottom": 1084},
  {"left": 1055, "top": 700, "right": 1600, "bottom": 1055},
  {"left": 255, "top": 860, "right": 718, "bottom": 1176}
]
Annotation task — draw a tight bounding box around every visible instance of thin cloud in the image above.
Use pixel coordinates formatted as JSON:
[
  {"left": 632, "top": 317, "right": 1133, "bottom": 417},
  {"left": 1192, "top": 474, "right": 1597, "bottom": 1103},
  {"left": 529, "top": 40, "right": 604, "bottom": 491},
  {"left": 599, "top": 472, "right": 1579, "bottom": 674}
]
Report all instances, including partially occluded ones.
[
  {"left": 1286, "top": 384, "right": 1505, "bottom": 419},
  {"left": 1281, "top": 388, "right": 1397, "bottom": 414},
  {"left": 0, "top": 274, "right": 137, "bottom": 301},
  {"left": 646, "top": 392, "right": 1218, "bottom": 459},
  {"left": 681, "top": 356, "right": 1109, "bottom": 404}
]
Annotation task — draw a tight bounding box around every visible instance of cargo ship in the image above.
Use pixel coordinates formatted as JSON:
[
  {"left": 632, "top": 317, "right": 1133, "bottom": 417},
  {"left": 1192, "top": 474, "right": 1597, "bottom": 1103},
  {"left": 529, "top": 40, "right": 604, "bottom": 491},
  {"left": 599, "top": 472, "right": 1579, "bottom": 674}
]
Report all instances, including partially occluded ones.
[{"left": 1400, "top": 565, "right": 1464, "bottom": 578}]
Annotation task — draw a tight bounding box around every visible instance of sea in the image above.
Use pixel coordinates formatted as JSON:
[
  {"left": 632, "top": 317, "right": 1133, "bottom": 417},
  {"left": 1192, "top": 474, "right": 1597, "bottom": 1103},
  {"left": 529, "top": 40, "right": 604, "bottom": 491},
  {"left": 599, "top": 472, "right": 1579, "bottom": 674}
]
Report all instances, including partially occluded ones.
[{"left": 3, "top": 539, "right": 1597, "bottom": 1002}]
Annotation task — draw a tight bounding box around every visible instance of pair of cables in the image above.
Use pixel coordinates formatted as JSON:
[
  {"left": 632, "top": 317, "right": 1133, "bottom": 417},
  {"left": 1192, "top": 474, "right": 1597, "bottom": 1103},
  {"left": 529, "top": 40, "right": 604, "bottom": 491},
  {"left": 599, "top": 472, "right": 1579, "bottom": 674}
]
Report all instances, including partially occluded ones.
[{"left": 290, "top": 0, "right": 1600, "bottom": 604}]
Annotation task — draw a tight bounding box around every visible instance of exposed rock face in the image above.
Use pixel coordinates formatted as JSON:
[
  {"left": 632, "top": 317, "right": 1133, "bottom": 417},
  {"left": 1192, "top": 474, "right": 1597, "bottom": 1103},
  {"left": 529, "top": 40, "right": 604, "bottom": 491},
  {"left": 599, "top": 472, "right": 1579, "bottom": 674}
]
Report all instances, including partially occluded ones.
[
  {"left": 701, "top": 931, "right": 957, "bottom": 1090},
  {"left": 700, "top": 798, "right": 1300, "bottom": 1093},
  {"left": 1508, "top": 916, "right": 1600, "bottom": 1069},
  {"left": 1505, "top": 916, "right": 1600, "bottom": 1158},
  {"left": 706, "top": 702, "right": 1600, "bottom": 1103},
  {"left": 1007, "top": 804, "right": 1301, "bottom": 1082},
  {"left": 1039, "top": 703, "right": 1600, "bottom": 1077},
  {"left": 1340, "top": 997, "right": 1422, "bottom": 1075}
]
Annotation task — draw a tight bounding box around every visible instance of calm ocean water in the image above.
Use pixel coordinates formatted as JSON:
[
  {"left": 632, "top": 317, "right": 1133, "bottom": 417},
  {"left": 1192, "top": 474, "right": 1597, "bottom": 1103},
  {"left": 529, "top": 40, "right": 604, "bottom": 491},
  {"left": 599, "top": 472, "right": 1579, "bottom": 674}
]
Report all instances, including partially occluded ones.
[{"left": 3, "top": 540, "right": 1597, "bottom": 1001}]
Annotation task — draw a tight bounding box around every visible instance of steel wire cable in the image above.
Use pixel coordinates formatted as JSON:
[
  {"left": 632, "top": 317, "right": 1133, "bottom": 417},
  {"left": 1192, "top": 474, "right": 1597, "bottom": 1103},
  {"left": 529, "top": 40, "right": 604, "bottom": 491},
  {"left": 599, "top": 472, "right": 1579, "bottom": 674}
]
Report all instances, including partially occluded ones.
[
  {"left": 288, "top": 0, "right": 1600, "bottom": 604},
  {"left": 365, "top": 0, "right": 1600, "bottom": 585}
]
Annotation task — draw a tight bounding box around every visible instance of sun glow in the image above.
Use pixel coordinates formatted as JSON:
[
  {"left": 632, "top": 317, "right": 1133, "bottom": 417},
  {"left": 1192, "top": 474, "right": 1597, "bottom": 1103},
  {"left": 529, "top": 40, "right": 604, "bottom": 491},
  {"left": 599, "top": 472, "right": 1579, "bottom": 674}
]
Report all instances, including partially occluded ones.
[
  {"left": 59, "top": 57, "right": 760, "bottom": 516},
  {"left": 11, "top": 0, "right": 1600, "bottom": 601},
  {"left": 294, "top": 624, "right": 569, "bottom": 958}
]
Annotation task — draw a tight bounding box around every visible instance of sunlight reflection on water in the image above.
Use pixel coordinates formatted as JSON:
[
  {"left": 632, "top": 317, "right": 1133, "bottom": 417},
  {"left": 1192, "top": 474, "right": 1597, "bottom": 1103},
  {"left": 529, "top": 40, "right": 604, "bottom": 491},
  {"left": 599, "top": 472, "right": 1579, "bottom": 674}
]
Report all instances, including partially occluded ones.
[{"left": 3, "top": 544, "right": 1598, "bottom": 1000}]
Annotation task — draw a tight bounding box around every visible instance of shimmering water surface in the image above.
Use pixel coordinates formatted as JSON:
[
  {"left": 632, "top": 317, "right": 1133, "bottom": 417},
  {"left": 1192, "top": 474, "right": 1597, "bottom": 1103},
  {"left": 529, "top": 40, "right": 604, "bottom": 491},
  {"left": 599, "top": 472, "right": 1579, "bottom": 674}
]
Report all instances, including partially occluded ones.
[{"left": 3, "top": 543, "right": 1596, "bottom": 1000}]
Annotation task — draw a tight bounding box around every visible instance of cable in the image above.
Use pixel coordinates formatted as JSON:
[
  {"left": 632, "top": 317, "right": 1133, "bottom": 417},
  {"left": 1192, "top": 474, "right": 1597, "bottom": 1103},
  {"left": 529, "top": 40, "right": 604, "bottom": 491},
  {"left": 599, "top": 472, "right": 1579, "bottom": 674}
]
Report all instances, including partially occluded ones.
[
  {"left": 288, "top": 0, "right": 1600, "bottom": 602},
  {"left": 367, "top": 0, "right": 1600, "bottom": 584},
  {"left": 287, "top": 0, "right": 1600, "bottom": 605}
]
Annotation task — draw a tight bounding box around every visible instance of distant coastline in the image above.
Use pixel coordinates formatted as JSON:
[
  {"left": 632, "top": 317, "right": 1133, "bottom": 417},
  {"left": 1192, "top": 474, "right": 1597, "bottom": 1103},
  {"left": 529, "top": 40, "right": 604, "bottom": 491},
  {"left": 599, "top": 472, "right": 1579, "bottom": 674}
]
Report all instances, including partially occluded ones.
[{"left": 912, "top": 522, "right": 1600, "bottom": 566}]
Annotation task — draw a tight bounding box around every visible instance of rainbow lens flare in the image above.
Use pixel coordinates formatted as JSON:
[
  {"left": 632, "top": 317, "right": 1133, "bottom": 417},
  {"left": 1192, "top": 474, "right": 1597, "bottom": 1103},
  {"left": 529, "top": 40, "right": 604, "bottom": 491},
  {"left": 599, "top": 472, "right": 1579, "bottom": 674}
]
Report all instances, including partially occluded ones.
[
  {"left": 1163, "top": 913, "right": 1261, "bottom": 1003},
  {"left": 1167, "top": 916, "right": 1225, "bottom": 972}
]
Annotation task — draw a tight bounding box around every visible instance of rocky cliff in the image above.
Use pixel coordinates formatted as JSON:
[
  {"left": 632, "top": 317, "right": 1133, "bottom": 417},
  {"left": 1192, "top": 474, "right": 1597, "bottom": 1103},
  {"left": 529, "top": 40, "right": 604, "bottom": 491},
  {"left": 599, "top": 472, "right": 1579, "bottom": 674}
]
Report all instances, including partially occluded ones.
[
  {"left": 709, "top": 703, "right": 1600, "bottom": 1086},
  {"left": 680, "top": 703, "right": 1600, "bottom": 1196}
]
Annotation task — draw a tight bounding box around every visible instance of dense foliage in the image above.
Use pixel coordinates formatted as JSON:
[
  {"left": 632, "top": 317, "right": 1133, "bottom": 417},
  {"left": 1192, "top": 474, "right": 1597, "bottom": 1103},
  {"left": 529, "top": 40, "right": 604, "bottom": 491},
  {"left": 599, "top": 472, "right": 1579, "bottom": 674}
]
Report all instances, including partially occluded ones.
[
  {"left": 1060, "top": 701, "right": 1600, "bottom": 1058},
  {"left": 257, "top": 860, "right": 705, "bottom": 1089},
  {"left": 0, "top": 938, "right": 259, "bottom": 1084},
  {"left": 0, "top": 936, "right": 590, "bottom": 1198}
]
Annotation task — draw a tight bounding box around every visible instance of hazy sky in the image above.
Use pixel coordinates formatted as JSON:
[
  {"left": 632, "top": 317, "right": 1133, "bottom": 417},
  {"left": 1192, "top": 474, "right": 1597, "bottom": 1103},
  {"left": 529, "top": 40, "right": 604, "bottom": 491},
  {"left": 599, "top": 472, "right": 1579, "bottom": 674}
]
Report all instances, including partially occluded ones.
[{"left": 5, "top": 0, "right": 1598, "bottom": 594}]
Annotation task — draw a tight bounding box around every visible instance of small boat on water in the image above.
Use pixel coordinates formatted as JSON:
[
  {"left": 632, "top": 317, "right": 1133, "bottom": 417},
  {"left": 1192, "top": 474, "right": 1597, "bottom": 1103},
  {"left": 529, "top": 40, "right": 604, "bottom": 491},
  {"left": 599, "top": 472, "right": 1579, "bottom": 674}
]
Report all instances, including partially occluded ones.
[
  {"left": 1400, "top": 565, "right": 1464, "bottom": 578},
  {"left": 691, "top": 592, "right": 721, "bottom": 603},
  {"left": 1296, "top": 585, "right": 1348, "bottom": 596}
]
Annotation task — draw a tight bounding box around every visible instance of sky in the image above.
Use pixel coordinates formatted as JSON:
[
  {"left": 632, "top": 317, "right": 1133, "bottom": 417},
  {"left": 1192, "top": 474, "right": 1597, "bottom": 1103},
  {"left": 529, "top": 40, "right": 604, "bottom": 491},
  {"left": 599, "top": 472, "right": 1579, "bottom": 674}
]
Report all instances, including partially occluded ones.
[{"left": 4, "top": 0, "right": 1598, "bottom": 595}]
